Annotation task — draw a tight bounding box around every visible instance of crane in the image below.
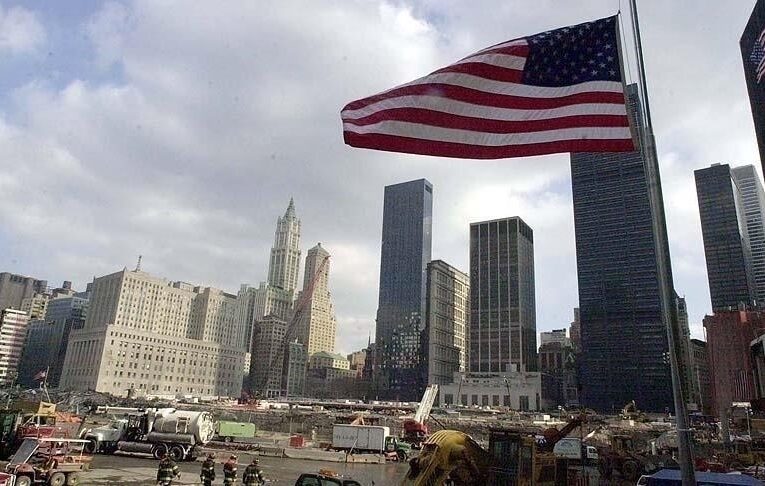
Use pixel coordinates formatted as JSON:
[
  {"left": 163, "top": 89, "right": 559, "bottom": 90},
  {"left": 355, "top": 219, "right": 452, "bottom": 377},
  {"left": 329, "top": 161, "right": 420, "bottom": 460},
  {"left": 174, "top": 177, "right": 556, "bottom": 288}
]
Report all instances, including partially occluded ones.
[
  {"left": 253, "top": 255, "right": 330, "bottom": 396},
  {"left": 402, "top": 384, "right": 439, "bottom": 448}
]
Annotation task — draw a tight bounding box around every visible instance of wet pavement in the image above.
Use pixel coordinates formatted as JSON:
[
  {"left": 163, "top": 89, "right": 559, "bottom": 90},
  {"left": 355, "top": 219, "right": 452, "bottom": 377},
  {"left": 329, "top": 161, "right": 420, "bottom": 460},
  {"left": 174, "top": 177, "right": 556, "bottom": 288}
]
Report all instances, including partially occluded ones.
[{"left": 85, "top": 451, "right": 409, "bottom": 485}]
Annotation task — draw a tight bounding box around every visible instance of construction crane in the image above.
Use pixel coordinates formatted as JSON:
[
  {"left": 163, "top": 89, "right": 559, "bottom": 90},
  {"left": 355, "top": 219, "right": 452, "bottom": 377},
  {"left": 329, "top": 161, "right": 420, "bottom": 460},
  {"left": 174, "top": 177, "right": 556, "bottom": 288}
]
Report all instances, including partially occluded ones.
[
  {"left": 402, "top": 384, "right": 438, "bottom": 448},
  {"left": 253, "top": 255, "right": 330, "bottom": 397}
]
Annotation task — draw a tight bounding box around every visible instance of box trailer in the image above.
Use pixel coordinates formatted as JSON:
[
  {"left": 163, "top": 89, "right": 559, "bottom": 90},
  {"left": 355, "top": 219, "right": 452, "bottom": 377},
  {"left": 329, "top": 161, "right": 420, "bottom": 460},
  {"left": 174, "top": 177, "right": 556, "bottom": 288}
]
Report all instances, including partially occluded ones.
[{"left": 215, "top": 421, "right": 257, "bottom": 442}]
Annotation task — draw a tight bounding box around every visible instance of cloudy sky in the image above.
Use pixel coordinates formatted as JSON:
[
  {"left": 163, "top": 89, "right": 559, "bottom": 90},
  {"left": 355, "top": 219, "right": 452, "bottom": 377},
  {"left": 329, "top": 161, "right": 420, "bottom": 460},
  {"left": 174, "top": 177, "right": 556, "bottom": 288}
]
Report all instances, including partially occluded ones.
[{"left": 0, "top": 1, "right": 761, "bottom": 355}]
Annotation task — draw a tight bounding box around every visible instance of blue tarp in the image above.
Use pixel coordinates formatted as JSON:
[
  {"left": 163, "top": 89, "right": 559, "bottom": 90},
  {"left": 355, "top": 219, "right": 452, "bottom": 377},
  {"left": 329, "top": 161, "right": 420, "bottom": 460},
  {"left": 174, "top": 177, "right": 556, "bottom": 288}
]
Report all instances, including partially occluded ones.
[{"left": 649, "top": 469, "right": 763, "bottom": 485}]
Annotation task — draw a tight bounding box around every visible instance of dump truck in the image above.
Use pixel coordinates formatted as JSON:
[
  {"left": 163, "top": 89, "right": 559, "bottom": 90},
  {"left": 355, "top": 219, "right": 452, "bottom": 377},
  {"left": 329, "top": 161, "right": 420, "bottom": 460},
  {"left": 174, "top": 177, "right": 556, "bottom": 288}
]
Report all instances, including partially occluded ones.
[
  {"left": 5, "top": 438, "right": 92, "bottom": 486},
  {"left": 82, "top": 408, "right": 214, "bottom": 461},
  {"left": 214, "top": 421, "right": 256, "bottom": 442},
  {"left": 0, "top": 402, "right": 62, "bottom": 458},
  {"left": 331, "top": 424, "right": 410, "bottom": 460}
]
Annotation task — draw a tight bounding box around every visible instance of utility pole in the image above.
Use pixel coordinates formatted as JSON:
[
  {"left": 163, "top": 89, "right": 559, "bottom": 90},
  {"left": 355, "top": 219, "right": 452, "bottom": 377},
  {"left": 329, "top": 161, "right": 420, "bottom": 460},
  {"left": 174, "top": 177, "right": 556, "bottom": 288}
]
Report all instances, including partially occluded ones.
[{"left": 628, "top": 1, "right": 695, "bottom": 484}]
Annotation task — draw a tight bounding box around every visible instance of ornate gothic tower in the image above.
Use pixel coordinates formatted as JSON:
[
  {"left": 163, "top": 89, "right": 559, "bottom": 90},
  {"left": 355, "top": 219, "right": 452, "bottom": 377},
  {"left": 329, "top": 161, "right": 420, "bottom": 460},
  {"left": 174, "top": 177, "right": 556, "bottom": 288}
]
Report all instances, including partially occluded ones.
[{"left": 267, "top": 198, "right": 302, "bottom": 293}]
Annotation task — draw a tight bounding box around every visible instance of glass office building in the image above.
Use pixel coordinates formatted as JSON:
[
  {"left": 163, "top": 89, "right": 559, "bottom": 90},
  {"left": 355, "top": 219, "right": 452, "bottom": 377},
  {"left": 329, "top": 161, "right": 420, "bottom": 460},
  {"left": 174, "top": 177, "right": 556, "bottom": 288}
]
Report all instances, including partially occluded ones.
[
  {"left": 469, "top": 217, "right": 537, "bottom": 373},
  {"left": 741, "top": 0, "right": 765, "bottom": 172},
  {"left": 571, "top": 84, "right": 673, "bottom": 412},
  {"left": 695, "top": 164, "right": 757, "bottom": 310},
  {"left": 375, "top": 179, "right": 433, "bottom": 400}
]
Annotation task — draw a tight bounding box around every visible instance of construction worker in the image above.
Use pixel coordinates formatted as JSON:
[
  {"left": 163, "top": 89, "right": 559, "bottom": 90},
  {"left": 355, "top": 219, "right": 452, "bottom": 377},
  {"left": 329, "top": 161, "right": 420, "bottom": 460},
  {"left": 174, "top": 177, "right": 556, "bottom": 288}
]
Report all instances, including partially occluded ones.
[
  {"left": 242, "top": 457, "right": 265, "bottom": 486},
  {"left": 156, "top": 451, "right": 180, "bottom": 486},
  {"left": 200, "top": 452, "right": 216, "bottom": 486},
  {"left": 223, "top": 454, "right": 238, "bottom": 485}
]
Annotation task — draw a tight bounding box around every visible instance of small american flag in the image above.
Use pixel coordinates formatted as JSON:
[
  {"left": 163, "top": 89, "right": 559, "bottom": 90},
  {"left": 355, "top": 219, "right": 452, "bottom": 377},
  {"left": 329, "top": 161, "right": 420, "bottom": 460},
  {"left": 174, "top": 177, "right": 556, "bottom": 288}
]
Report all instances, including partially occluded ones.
[{"left": 341, "top": 16, "right": 635, "bottom": 160}]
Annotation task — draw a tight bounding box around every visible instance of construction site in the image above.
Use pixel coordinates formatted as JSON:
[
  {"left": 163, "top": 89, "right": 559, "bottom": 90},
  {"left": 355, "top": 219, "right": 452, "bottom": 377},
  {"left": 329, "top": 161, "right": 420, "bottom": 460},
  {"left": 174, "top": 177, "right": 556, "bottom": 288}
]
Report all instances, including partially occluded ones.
[{"left": 0, "top": 385, "right": 764, "bottom": 485}]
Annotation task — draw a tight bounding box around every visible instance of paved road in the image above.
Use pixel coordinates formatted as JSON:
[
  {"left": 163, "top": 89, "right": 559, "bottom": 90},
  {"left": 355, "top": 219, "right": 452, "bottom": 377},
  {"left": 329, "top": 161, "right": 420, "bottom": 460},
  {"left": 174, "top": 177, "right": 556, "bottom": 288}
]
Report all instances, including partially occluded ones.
[{"left": 85, "top": 452, "right": 409, "bottom": 485}]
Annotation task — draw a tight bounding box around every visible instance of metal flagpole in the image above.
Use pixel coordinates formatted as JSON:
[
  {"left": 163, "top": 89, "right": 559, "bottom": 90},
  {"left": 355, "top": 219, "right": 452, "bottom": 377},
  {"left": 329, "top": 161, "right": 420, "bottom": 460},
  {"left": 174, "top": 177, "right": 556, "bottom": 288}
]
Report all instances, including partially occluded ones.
[{"left": 628, "top": 1, "right": 695, "bottom": 484}]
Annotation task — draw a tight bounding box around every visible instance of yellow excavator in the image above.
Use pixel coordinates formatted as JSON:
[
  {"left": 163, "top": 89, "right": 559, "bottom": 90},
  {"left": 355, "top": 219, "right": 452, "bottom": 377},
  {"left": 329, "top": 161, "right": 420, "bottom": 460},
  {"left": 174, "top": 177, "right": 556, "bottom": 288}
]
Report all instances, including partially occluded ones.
[
  {"left": 401, "top": 429, "right": 559, "bottom": 486},
  {"left": 401, "top": 413, "right": 588, "bottom": 485}
]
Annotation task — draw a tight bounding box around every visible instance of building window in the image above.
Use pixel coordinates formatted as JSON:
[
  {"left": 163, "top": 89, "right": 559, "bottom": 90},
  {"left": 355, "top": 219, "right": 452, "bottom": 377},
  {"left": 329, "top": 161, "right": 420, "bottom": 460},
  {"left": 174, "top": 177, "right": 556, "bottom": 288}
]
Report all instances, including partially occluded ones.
[{"left": 519, "top": 395, "right": 529, "bottom": 411}]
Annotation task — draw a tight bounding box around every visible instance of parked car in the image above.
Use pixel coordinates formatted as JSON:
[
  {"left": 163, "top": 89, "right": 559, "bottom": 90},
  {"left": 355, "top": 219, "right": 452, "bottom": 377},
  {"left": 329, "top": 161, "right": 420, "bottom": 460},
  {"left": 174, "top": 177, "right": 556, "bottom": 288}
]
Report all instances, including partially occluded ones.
[{"left": 294, "top": 469, "right": 363, "bottom": 486}]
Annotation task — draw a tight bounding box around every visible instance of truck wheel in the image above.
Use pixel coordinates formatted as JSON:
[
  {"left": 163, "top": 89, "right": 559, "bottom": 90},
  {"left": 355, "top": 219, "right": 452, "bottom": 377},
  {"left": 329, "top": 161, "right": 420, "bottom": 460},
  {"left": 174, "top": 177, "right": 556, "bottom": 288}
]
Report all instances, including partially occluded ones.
[
  {"left": 66, "top": 473, "right": 80, "bottom": 485},
  {"left": 623, "top": 461, "right": 640, "bottom": 481},
  {"left": 397, "top": 450, "right": 407, "bottom": 462},
  {"left": 225, "top": 436, "right": 233, "bottom": 443},
  {"left": 152, "top": 444, "right": 168, "bottom": 460},
  {"left": 84, "top": 439, "right": 98, "bottom": 454},
  {"left": 169, "top": 445, "right": 185, "bottom": 461},
  {"left": 49, "top": 472, "right": 67, "bottom": 486},
  {"left": 16, "top": 476, "right": 32, "bottom": 486}
]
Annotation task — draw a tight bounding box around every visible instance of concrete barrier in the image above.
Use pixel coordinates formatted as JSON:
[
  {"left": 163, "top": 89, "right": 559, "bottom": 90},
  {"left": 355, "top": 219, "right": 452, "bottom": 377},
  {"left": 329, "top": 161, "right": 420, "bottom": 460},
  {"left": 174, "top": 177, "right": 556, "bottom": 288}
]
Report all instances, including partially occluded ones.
[
  {"left": 282, "top": 448, "right": 385, "bottom": 464},
  {"left": 258, "top": 446, "right": 285, "bottom": 457}
]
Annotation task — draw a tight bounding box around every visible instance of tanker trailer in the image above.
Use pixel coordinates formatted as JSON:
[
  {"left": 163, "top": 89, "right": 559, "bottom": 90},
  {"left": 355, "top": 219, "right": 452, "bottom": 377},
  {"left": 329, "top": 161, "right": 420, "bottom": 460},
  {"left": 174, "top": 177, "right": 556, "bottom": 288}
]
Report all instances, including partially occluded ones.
[{"left": 84, "top": 408, "right": 214, "bottom": 461}]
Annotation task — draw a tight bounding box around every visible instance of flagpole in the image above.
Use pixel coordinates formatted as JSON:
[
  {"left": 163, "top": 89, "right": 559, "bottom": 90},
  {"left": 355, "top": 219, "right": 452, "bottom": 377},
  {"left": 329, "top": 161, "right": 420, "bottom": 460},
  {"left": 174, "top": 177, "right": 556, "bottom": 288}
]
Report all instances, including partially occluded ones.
[{"left": 628, "top": 1, "right": 695, "bottom": 484}]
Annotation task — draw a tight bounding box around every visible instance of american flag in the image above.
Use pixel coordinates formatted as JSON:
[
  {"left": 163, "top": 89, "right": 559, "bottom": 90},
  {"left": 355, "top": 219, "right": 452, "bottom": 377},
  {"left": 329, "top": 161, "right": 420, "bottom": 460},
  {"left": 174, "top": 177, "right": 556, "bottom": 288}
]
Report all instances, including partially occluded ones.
[{"left": 341, "top": 16, "right": 635, "bottom": 160}]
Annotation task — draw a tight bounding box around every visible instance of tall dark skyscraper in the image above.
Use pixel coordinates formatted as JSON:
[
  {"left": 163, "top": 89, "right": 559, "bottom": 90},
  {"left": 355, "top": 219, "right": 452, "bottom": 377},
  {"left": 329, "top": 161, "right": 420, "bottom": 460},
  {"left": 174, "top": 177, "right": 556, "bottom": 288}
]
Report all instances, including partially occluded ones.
[
  {"left": 741, "top": 0, "right": 765, "bottom": 172},
  {"left": 695, "top": 164, "right": 757, "bottom": 310},
  {"left": 469, "top": 217, "right": 537, "bottom": 373},
  {"left": 375, "top": 179, "right": 433, "bottom": 400},
  {"left": 571, "top": 84, "right": 673, "bottom": 412}
]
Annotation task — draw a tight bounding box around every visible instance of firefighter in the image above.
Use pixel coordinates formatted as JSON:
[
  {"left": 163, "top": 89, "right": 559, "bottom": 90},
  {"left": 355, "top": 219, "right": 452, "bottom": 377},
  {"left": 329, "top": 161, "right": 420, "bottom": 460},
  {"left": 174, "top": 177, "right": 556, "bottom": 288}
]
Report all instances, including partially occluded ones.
[
  {"left": 156, "top": 451, "right": 180, "bottom": 486},
  {"left": 223, "top": 454, "right": 238, "bottom": 485},
  {"left": 242, "top": 457, "right": 265, "bottom": 486},
  {"left": 200, "top": 452, "right": 217, "bottom": 486}
]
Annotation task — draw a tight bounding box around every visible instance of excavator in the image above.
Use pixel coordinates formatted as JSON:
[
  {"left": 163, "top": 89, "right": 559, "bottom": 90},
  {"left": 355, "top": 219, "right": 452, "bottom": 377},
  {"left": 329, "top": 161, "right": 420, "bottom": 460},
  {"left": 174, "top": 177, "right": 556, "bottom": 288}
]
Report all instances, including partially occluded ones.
[{"left": 401, "top": 414, "right": 585, "bottom": 485}]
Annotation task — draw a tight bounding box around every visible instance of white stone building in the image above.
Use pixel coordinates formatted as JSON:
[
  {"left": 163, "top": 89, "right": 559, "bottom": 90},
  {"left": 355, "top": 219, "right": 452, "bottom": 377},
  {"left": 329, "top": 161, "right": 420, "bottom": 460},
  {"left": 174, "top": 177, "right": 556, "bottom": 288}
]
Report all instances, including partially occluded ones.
[
  {"left": 438, "top": 371, "right": 552, "bottom": 411},
  {"left": 296, "top": 243, "right": 336, "bottom": 355},
  {"left": 59, "top": 268, "right": 246, "bottom": 399},
  {"left": 0, "top": 308, "right": 30, "bottom": 386}
]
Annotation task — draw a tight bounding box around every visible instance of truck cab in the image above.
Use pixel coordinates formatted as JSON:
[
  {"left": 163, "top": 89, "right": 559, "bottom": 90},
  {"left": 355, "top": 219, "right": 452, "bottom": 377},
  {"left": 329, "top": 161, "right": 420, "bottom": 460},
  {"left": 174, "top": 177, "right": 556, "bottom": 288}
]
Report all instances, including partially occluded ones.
[{"left": 384, "top": 436, "right": 410, "bottom": 461}]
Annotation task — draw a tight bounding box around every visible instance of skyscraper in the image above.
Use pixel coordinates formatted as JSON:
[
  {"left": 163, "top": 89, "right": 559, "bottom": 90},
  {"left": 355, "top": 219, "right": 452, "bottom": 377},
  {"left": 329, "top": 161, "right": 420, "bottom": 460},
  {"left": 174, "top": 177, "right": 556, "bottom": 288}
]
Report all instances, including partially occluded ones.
[
  {"left": 18, "top": 291, "right": 89, "bottom": 387},
  {"left": 695, "top": 163, "right": 757, "bottom": 310},
  {"left": 0, "top": 273, "right": 47, "bottom": 312},
  {"left": 571, "top": 83, "right": 672, "bottom": 412},
  {"left": 741, "top": 0, "right": 765, "bottom": 172},
  {"left": 469, "top": 217, "right": 536, "bottom": 373},
  {"left": 268, "top": 198, "right": 302, "bottom": 293},
  {"left": 296, "top": 243, "right": 337, "bottom": 355},
  {"left": 247, "top": 199, "right": 302, "bottom": 393},
  {"left": 0, "top": 309, "right": 29, "bottom": 386},
  {"left": 732, "top": 165, "right": 765, "bottom": 299},
  {"left": 376, "top": 179, "right": 433, "bottom": 400},
  {"left": 424, "top": 260, "right": 469, "bottom": 386}
]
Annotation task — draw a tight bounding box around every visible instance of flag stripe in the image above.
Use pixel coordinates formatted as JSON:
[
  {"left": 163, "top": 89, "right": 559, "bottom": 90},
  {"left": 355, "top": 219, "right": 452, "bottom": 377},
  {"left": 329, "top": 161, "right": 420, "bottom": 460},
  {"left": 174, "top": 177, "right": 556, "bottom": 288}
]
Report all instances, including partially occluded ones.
[
  {"left": 342, "top": 96, "right": 628, "bottom": 122},
  {"left": 344, "top": 109, "right": 629, "bottom": 134},
  {"left": 433, "top": 62, "right": 524, "bottom": 83},
  {"left": 456, "top": 53, "right": 527, "bottom": 71},
  {"left": 343, "top": 131, "right": 634, "bottom": 159},
  {"left": 344, "top": 120, "right": 632, "bottom": 146},
  {"left": 344, "top": 82, "right": 627, "bottom": 113},
  {"left": 344, "top": 78, "right": 626, "bottom": 112}
]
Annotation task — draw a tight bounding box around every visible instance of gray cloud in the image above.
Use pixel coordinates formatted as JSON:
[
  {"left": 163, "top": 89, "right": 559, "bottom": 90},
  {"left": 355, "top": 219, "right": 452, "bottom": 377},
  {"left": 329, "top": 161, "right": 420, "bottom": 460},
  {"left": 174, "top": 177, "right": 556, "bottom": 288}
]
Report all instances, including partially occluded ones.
[{"left": 0, "top": 1, "right": 759, "bottom": 355}]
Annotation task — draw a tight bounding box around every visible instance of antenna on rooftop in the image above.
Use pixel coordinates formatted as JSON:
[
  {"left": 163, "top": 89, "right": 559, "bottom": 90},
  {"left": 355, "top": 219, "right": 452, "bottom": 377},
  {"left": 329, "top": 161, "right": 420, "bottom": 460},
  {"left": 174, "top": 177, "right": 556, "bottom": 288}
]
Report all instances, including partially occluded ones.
[{"left": 135, "top": 255, "right": 142, "bottom": 272}]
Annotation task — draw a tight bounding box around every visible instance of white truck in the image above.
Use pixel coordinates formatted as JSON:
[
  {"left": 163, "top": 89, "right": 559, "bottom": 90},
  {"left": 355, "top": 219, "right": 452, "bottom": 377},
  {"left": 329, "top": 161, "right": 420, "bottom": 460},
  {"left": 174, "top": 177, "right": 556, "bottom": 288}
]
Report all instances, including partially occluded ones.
[
  {"left": 553, "top": 437, "right": 599, "bottom": 463},
  {"left": 331, "top": 424, "right": 411, "bottom": 460},
  {"left": 83, "top": 408, "right": 214, "bottom": 461}
]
